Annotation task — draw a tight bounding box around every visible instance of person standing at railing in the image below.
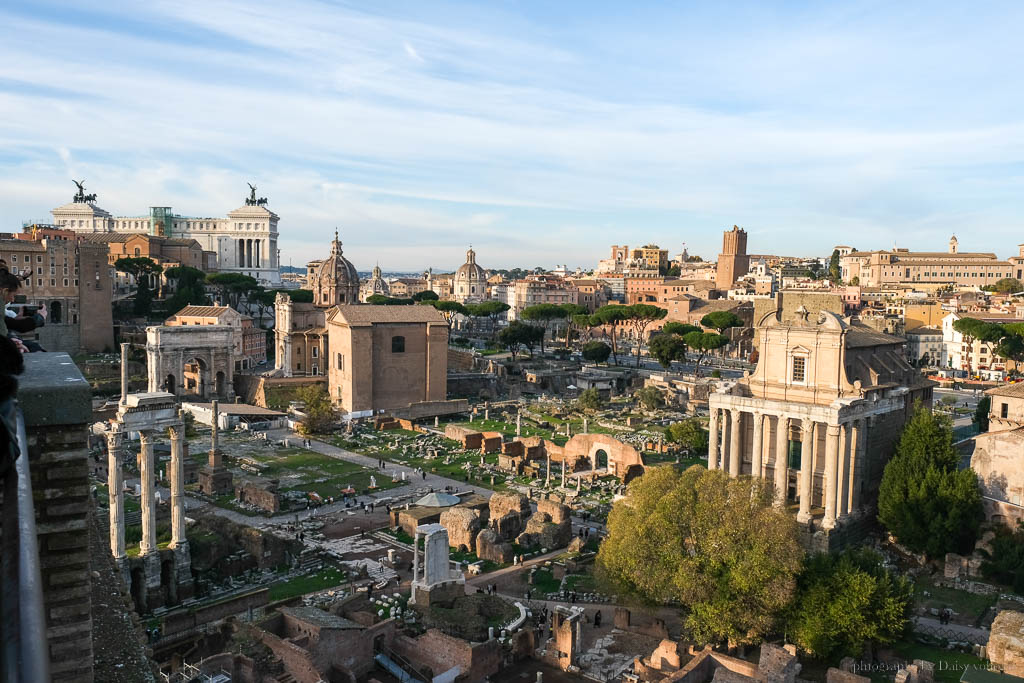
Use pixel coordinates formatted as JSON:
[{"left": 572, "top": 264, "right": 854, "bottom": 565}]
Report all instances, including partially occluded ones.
[
  {"left": 0, "top": 267, "right": 46, "bottom": 352},
  {"left": 0, "top": 272, "right": 24, "bottom": 479}
]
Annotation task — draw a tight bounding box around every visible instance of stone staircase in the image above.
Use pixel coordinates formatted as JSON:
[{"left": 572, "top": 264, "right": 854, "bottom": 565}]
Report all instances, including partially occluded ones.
[{"left": 297, "top": 549, "right": 322, "bottom": 573}]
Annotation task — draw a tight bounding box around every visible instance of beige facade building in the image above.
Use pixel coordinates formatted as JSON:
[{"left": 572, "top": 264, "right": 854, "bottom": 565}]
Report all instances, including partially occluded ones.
[
  {"left": 307, "top": 231, "right": 361, "bottom": 307},
  {"left": 840, "top": 239, "right": 1024, "bottom": 288},
  {"left": 504, "top": 275, "right": 581, "bottom": 320},
  {"left": 0, "top": 237, "right": 113, "bottom": 353},
  {"left": 327, "top": 305, "right": 448, "bottom": 416},
  {"left": 971, "top": 383, "right": 1024, "bottom": 526},
  {"left": 629, "top": 245, "right": 669, "bottom": 272},
  {"left": 708, "top": 308, "right": 934, "bottom": 547},
  {"left": 50, "top": 183, "right": 282, "bottom": 284},
  {"left": 165, "top": 305, "right": 266, "bottom": 371}
]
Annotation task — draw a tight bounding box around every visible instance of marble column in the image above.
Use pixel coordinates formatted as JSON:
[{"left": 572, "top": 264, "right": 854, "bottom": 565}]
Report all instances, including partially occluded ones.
[
  {"left": 412, "top": 531, "right": 419, "bottom": 583},
  {"left": 210, "top": 399, "right": 221, "bottom": 468},
  {"left": 774, "top": 416, "right": 789, "bottom": 506},
  {"left": 836, "top": 424, "right": 849, "bottom": 521},
  {"left": 707, "top": 408, "right": 720, "bottom": 470},
  {"left": 139, "top": 432, "right": 157, "bottom": 556},
  {"left": 728, "top": 409, "right": 742, "bottom": 477},
  {"left": 106, "top": 431, "right": 125, "bottom": 561},
  {"left": 169, "top": 424, "right": 186, "bottom": 549},
  {"left": 120, "top": 342, "right": 129, "bottom": 405},
  {"left": 822, "top": 424, "right": 841, "bottom": 529},
  {"left": 751, "top": 412, "right": 764, "bottom": 479},
  {"left": 848, "top": 419, "right": 864, "bottom": 515},
  {"left": 797, "top": 420, "right": 814, "bottom": 523}
]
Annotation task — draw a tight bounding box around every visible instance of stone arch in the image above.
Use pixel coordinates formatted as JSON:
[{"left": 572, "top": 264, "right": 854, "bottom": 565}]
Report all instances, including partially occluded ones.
[
  {"left": 560, "top": 433, "right": 645, "bottom": 481},
  {"left": 594, "top": 448, "right": 609, "bottom": 469},
  {"left": 146, "top": 325, "right": 235, "bottom": 400}
]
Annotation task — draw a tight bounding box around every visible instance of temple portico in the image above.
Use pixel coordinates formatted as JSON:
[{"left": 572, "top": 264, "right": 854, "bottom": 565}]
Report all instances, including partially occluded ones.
[{"left": 707, "top": 307, "right": 934, "bottom": 550}]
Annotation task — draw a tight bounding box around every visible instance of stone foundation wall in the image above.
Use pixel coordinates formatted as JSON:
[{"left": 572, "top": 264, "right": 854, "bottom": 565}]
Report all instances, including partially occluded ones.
[{"left": 392, "top": 628, "right": 502, "bottom": 682}]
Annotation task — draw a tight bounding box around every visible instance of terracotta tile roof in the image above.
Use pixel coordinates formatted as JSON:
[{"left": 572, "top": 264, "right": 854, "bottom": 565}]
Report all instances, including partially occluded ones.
[
  {"left": 844, "top": 325, "right": 906, "bottom": 348},
  {"left": 171, "top": 305, "right": 233, "bottom": 318},
  {"left": 986, "top": 383, "right": 1024, "bottom": 399},
  {"left": 331, "top": 304, "right": 447, "bottom": 325}
]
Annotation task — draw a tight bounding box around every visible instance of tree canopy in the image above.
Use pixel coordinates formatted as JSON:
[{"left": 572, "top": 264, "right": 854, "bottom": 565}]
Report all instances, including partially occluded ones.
[
  {"left": 163, "top": 265, "right": 210, "bottom": 312},
  {"left": 498, "top": 320, "right": 543, "bottom": 360},
  {"left": 411, "top": 289, "right": 439, "bottom": 302},
  {"left": 296, "top": 385, "right": 335, "bottom": 435},
  {"left": 667, "top": 418, "right": 708, "bottom": 452},
  {"left": 993, "top": 277, "right": 1024, "bottom": 294},
  {"left": 581, "top": 340, "right": 611, "bottom": 364},
  {"left": 827, "top": 250, "right": 841, "bottom": 283},
  {"left": 635, "top": 386, "right": 664, "bottom": 411},
  {"left": 973, "top": 396, "right": 991, "bottom": 433},
  {"left": 648, "top": 332, "right": 689, "bottom": 368},
  {"left": 877, "top": 403, "right": 984, "bottom": 558},
  {"left": 978, "top": 523, "right": 1024, "bottom": 593},
  {"left": 576, "top": 387, "right": 604, "bottom": 412},
  {"left": 420, "top": 299, "right": 469, "bottom": 329},
  {"left": 205, "top": 272, "right": 259, "bottom": 309},
  {"left": 366, "top": 294, "right": 414, "bottom": 305},
  {"left": 683, "top": 331, "right": 729, "bottom": 366},
  {"left": 787, "top": 550, "right": 912, "bottom": 659},
  {"left": 115, "top": 257, "right": 163, "bottom": 315},
  {"left": 597, "top": 466, "right": 801, "bottom": 647},
  {"left": 624, "top": 304, "right": 668, "bottom": 367},
  {"left": 700, "top": 311, "right": 744, "bottom": 334},
  {"left": 591, "top": 304, "right": 631, "bottom": 363}
]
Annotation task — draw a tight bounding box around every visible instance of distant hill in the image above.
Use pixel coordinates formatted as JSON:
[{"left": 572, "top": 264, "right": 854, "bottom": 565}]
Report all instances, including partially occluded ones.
[{"left": 279, "top": 265, "right": 305, "bottom": 274}]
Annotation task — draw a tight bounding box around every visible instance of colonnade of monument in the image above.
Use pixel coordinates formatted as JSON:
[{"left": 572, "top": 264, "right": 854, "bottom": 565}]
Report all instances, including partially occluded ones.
[{"left": 706, "top": 407, "right": 868, "bottom": 529}]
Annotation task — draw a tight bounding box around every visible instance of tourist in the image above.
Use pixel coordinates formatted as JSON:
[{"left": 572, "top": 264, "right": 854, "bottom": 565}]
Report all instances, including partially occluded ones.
[
  {"left": 422, "top": 470, "right": 427, "bottom": 480},
  {"left": 594, "top": 610, "right": 602, "bottom": 628}
]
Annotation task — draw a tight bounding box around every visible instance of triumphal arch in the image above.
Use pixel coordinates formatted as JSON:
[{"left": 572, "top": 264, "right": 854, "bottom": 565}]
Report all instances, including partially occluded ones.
[{"left": 146, "top": 325, "right": 235, "bottom": 399}]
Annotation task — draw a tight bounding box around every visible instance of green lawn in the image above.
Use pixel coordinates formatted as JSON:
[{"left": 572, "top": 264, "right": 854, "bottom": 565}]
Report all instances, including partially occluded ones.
[
  {"left": 883, "top": 639, "right": 987, "bottom": 683},
  {"left": 914, "top": 577, "right": 997, "bottom": 625},
  {"left": 267, "top": 567, "right": 347, "bottom": 602},
  {"left": 563, "top": 573, "right": 597, "bottom": 592},
  {"left": 529, "top": 568, "right": 561, "bottom": 594}
]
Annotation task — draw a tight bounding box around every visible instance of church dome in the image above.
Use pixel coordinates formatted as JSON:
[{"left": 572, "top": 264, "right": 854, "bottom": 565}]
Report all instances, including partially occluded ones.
[
  {"left": 454, "top": 247, "right": 487, "bottom": 302},
  {"left": 362, "top": 264, "right": 390, "bottom": 300},
  {"left": 309, "top": 230, "right": 360, "bottom": 306}
]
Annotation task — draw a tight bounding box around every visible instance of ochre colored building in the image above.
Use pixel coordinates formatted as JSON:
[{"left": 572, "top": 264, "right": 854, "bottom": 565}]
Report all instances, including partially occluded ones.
[{"left": 327, "top": 305, "right": 448, "bottom": 417}]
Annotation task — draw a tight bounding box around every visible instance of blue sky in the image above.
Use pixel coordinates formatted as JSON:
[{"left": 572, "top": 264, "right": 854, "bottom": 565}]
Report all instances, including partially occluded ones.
[{"left": 2, "top": 1, "right": 1024, "bottom": 271}]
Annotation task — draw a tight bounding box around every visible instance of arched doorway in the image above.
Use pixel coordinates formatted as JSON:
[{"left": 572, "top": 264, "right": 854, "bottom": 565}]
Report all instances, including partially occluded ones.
[
  {"left": 49, "top": 300, "right": 62, "bottom": 323},
  {"left": 594, "top": 449, "right": 609, "bottom": 469},
  {"left": 182, "top": 357, "right": 209, "bottom": 397},
  {"left": 215, "top": 371, "right": 226, "bottom": 397},
  {"left": 163, "top": 374, "right": 176, "bottom": 394}
]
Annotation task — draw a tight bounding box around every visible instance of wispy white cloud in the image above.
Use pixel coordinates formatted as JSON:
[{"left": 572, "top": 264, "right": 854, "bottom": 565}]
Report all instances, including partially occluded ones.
[{"left": 1, "top": 0, "right": 1024, "bottom": 269}]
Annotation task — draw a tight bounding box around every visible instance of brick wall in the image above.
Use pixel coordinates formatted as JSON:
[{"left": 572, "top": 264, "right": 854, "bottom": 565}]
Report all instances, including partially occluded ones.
[
  {"left": 392, "top": 628, "right": 501, "bottom": 682},
  {"left": 20, "top": 353, "right": 96, "bottom": 681}
]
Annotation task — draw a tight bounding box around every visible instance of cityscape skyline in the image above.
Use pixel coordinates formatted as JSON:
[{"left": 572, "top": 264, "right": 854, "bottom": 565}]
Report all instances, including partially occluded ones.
[{"left": 3, "top": 1, "right": 1024, "bottom": 269}]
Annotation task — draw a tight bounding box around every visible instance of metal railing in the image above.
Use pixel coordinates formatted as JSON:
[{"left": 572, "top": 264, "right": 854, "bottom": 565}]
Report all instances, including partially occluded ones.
[{"left": 1, "top": 406, "right": 51, "bottom": 682}]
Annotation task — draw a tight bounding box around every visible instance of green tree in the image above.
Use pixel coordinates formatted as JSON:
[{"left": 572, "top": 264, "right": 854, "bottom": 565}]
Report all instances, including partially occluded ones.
[
  {"left": 296, "top": 385, "right": 335, "bottom": 435},
  {"left": 581, "top": 340, "right": 612, "bottom": 364},
  {"left": 573, "top": 313, "right": 598, "bottom": 344},
  {"left": 666, "top": 265, "right": 681, "bottom": 277},
  {"left": 420, "top": 299, "right": 469, "bottom": 331},
  {"left": 411, "top": 289, "right": 439, "bottom": 302},
  {"left": 978, "top": 523, "right": 1024, "bottom": 593},
  {"left": 662, "top": 322, "right": 701, "bottom": 337},
  {"left": 827, "top": 249, "right": 841, "bottom": 283},
  {"left": 877, "top": 404, "right": 984, "bottom": 558},
  {"left": 466, "top": 300, "right": 511, "bottom": 339},
  {"left": 635, "top": 386, "right": 664, "bottom": 411},
  {"left": 624, "top": 304, "right": 668, "bottom": 367},
  {"left": 366, "top": 294, "right": 414, "bottom": 305},
  {"left": 498, "top": 320, "right": 543, "bottom": 360},
  {"left": 952, "top": 317, "right": 987, "bottom": 375},
  {"left": 520, "top": 303, "right": 566, "bottom": 353},
  {"left": 995, "top": 334, "right": 1024, "bottom": 367},
  {"left": 576, "top": 387, "right": 604, "bottom": 412},
  {"left": 973, "top": 395, "right": 991, "bottom": 433},
  {"left": 163, "top": 265, "right": 210, "bottom": 313},
  {"left": 700, "top": 310, "right": 744, "bottom": 334},
  {"left": 787, "top": 550, "right": 912, "bottom": 659},
  {"left": 115, "top": 257, "right": 164, "bottom": 316},
  {"left": 281, "top": 288, "right": 314, "bottom": 303},
  {"left": 560, "top": 303, "right": 588, "bottom": 346},
  {"left": 683, "top": 331, "right": 729, "bottom": 368},
  {"left": 205, "top": 272, "right": 259, "bottom": 310},
  {"left": 993, "top": 278, "right": 1024, "bottom": 294},
  {"left": 591, "top": 304, "right": 630, "bottom": 364},
  {"left": 850, "top": 276, "right": 860, "bottom": 286},
  {"left": 648, "top": 333, "right": 689, "bottom": 368},
  {"left": 667, "top": 418, "right": 708, "bottom": 453},
  {"left": 597, "top": 466, "right": 801, "bottom": 647}
]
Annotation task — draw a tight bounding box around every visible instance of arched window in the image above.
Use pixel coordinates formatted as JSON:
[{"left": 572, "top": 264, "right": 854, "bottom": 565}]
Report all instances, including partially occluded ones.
[
  {"left": 134, "top": 248, "right": 140, "bottom": 257},
  {"left": 49, "top": 301, "right": 62, "bottom": 323},
  {"left": 392, "top": 336, "right": 405, "bottom": 353}
]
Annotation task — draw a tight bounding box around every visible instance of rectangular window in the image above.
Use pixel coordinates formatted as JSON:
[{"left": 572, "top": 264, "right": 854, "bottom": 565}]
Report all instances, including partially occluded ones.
[
  {"left": 1002, "top": 403, "right": 1009, "bottom": 419},
  {"left": 312, "top": 347, "right": 318, "bottom": 358},
  {"left": 792, "top": 356, "right": 806, "bottom": 383},
  {"left": 336, "top": 353, "right": 344, "bottom": 370}
]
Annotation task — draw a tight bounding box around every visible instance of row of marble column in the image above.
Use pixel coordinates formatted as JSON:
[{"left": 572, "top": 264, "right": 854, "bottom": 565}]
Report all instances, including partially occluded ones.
[
  {"left": 107, "top": 424, "right": 187, "bottom": 563},
  {"left": 707, "top": 407, "right": 867, "bottom": 529},
  {"left": 238, "top": 238, "right": 265, "bottom": 269}
]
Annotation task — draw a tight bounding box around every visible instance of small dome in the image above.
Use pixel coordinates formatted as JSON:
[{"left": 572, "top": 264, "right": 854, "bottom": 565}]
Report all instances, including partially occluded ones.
[
  {"left": 415, "top": 492, "right": 460, "bottom": 507},
  {"left": 455, "top": 246, "right": 486, "bottom": 283}
]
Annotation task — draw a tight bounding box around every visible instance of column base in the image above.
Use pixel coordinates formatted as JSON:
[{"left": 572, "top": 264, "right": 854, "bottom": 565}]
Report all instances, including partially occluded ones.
[
  {"left": 821, "top": 516, "right": 837, "bottom": 530},
  {"left": 199, "top": 465, "right": 233, "bottom": 496},
  {"left": 142, "top": 551, "right": 163, "bottom": 612},
  {"left": 796, "top": 509, "right": 812, "bottom": 524}
]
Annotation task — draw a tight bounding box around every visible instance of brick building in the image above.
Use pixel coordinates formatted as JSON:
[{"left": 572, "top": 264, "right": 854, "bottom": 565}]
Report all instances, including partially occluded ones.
[
  {"left": 327, "top": 305, "right": 448, "bottom": 417},
  {"left": 716, "top": 225, "right": 751, "bottom": 289},
  {"left": 0, "top": 237, "right": 114, "bottom": 353}
]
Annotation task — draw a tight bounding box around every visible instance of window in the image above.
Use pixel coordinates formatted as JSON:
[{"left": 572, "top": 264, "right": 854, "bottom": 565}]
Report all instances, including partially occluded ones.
[
  {"left": 392, "top": 336, "right": 405, "bottom": 353},
  {"left": 311, "top": 347, "right": 318, "bottom": 358},
  {"left": 1002, "top": 403, "right": 1009, "bottom": 419},
  {"left": 336, "top": 353, "right": 344, "bottom": 370},
  {"left": 792, "top": 356, "right": 806, "bottom": 383}
]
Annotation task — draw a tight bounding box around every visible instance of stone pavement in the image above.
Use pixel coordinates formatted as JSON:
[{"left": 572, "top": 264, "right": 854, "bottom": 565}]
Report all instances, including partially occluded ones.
[{"left": 912, "top": 615, "right": 989, "bottom": 645}]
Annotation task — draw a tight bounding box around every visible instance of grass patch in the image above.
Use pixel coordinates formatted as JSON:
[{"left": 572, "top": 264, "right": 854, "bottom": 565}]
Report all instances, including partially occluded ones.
[
  {"left": 914, "top": 577, "right": 997, "bottom": 625},
  {"left": 529, "top": 568, "right": 561, "bottom": 594},
  {"left": 267, "top": 567, "right": 346, "bottom": 602},
  {"left": 882, "top": 639, "right": 987, "bottom": 683},
  {"left": 564, "top": 573, "right": 596, "bottom": 592}
]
